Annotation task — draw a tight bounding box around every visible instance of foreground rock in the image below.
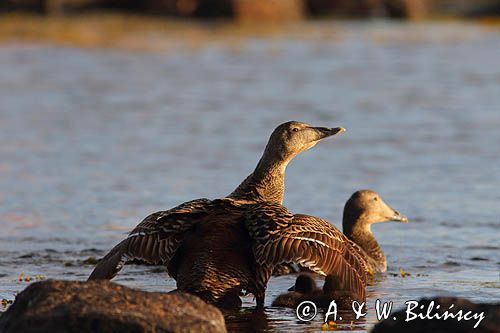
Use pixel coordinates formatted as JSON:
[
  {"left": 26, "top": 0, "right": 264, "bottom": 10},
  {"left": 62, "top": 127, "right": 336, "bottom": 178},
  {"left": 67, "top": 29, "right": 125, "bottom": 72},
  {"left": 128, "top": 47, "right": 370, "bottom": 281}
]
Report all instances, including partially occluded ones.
[
  {"left": 0, "top": 279, "right": 227, "bottom": 333},
  {"left": 372, "top": 297, "right": 499, "bottom": 333}
]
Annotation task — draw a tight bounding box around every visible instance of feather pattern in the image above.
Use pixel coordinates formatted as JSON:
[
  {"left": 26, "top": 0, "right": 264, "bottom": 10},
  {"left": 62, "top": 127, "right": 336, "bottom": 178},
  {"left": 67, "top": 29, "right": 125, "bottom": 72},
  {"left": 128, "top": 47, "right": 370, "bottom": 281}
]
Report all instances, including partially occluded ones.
[
  {"left": 88, "top": 198, "right": 213, "bottom": 280},
  {"left": 89, "top": 199, "right": 367, "bottom": 306},
  {"left": 245, "top": 202, "right": 368, "bottom": 300},
  {"left": 88, "top": 121, "right": 348, "bottom": 307}
]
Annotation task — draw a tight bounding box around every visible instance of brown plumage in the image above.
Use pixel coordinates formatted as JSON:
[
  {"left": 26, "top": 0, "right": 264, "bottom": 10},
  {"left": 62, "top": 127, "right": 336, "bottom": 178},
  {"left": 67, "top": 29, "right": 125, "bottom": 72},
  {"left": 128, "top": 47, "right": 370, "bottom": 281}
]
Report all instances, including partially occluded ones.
[
  {"left": 87, "top": 198, "right": 212, "bottom": 281},
  {"left": 342, "top": 190, "right": 408, "bottom": 273},
  {"left": 272, "top": 274, "right": 319, "bottom": 307},
  {"left": 245, "top": 203, "right": 368, "bottom": 305},
  {"left": 228, "top": 122, "right": 345, "bottom": 204},
  {"left": 88, "top": 122, "right": 347, "bottom": 307},
  {"left": 274, "top": 189, "right": 409, "bottom": 276},
  {"left": 90, "top": 198, "right": 367, "bottom": 308}
]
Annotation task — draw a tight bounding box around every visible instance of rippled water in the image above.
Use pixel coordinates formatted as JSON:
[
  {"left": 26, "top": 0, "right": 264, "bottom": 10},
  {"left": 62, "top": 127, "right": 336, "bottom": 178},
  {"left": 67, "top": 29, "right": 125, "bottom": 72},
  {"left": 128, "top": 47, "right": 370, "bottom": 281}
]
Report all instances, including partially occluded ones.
[{"left": 0, "top": 21, "right": 499, "bottom": 332}]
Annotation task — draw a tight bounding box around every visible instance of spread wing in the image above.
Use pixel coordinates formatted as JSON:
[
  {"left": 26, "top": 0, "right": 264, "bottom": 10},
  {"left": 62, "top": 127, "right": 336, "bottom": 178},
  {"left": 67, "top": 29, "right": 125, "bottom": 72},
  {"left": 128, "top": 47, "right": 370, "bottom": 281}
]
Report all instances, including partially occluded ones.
[
  {"left": 88, "top": 198, "right": 213, "bottom": 280},
  {"left": 245, "top": 202, "right": 367, "bottom": 300}
]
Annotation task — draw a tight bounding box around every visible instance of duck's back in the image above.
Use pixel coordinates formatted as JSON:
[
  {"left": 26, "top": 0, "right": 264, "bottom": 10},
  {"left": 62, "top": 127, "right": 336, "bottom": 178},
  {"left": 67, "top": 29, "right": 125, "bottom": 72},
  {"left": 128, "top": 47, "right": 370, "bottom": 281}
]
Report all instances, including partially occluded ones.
[{"left": 171, "top": 211, "right": 255, "bottom": 304}]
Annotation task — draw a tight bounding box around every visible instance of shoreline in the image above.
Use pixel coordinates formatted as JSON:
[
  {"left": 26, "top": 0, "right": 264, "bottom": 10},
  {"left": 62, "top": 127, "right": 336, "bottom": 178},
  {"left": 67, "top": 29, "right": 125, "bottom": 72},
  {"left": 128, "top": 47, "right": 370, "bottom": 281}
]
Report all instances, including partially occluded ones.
[{"left": 1, "top": 12, "right": 500, "bottom": 51}]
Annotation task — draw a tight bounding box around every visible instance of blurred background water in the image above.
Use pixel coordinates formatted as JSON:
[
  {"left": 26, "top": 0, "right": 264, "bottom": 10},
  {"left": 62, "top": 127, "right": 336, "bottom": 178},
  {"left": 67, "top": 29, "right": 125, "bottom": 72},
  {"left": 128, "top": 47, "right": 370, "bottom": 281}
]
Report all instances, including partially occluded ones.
[{"left": 0, "top": 20, "right": 499, "bottom": 332}]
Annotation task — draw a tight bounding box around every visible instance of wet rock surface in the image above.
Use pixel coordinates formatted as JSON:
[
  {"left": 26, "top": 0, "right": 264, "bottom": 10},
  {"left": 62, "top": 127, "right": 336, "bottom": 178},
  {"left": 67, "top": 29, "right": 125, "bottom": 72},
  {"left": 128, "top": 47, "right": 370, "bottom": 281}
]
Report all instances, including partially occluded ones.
[
  {"left": 371, "top": 297, "right": 500, "bottom": 333},
  {"left": 0, "top": 279, "right": 227, "bottom": 333}
]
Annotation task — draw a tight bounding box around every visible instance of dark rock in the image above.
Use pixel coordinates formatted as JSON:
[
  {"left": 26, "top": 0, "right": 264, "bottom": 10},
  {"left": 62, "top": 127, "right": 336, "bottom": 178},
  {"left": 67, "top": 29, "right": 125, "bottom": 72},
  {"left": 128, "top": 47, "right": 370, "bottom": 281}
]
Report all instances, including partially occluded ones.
[
  {"left": 372, "top": 297, "right": 499, "bottom": 333},
  {"left": 306, "top": 0, "right": 386, "bottom": 17},
  {"left": 1, "top": 0, "right": 233, "bottom": 16},
  {"left": 0, "top": 279, "right": 227, "bottom": 333},
  {"left": 306, "top": 0, "right": 500, "bottom": 19},
  {"left": 3, "top": 0, "right": 500, "bottom": 18},
  {"left": 384, "top": 0, "right": 500, "bottom": 19}
]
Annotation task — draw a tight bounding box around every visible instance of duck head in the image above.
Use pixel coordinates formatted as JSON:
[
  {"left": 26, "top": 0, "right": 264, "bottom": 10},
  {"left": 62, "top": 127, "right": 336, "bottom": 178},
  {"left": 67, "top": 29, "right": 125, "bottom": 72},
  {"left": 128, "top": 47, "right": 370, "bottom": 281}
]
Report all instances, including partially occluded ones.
[
  {"left": 343, "top": 190, "right": 408, "bottom": 233},
  {"left": 263, "top": 121, "right": 345, "bottom": 165},
  {"left": 323, "top": 274, "right": 344, "bottom": 294},
  {"left": 287, "top": 274, "right": 317, "bottom": 293}
]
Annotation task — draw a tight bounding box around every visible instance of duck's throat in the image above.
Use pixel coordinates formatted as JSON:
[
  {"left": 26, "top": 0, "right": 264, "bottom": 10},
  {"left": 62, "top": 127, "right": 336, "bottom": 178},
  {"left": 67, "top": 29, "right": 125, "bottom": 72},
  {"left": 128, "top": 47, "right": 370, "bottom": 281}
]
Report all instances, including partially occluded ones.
[{"left": 227, "top": 157, "right": 286, "bottom": 204}]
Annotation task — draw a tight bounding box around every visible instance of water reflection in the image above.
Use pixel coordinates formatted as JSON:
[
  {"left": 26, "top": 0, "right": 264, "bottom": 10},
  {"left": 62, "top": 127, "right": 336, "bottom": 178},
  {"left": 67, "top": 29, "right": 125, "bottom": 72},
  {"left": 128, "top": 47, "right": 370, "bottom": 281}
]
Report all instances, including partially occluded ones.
[{"left": 225, "top": 309, "right": 271, "bottom": 332}]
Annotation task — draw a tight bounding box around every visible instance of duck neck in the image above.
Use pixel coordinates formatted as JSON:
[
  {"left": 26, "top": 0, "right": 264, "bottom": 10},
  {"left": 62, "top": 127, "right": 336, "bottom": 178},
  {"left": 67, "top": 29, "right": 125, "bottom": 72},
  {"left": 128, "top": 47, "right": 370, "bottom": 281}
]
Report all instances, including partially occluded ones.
[
  {"left": 227, "top": 151, "right": 288, "bottom": 204},
  {"left": 343, "top": 217, "right": 386, "bottom": 270}
]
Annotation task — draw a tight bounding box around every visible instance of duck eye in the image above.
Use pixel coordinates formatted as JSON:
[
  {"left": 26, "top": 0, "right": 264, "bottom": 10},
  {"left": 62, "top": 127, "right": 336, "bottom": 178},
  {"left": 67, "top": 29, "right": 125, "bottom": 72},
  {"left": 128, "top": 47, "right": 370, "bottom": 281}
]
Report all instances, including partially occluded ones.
[
  {"left": 373, "top": 197, "right": 378, "bottom": 201},
  {"left": 292, "top": 128, "right": 299, "bottom": 132}
]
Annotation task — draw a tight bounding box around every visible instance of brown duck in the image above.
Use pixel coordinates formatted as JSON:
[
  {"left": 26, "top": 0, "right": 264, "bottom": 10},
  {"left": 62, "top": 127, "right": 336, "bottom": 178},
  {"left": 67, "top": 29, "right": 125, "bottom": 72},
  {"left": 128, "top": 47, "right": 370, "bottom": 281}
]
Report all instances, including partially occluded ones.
[
  {"left": 274, "top": 189, "right": 408, "bottom": 277},
  {"left": 272, "top": 274, "right": 319, "bottom": 308},
  {"left": 272, "top": 273, "right": 362, "bottom": 310},
  {"left": 149, "top": 199, "right": 368, "bottom": 309},
  {"left": 342, "top": 190, "right": 408, "bottom": 274},
  {"left": 88, "top": 121, "right": 349, "bottom": 307}
]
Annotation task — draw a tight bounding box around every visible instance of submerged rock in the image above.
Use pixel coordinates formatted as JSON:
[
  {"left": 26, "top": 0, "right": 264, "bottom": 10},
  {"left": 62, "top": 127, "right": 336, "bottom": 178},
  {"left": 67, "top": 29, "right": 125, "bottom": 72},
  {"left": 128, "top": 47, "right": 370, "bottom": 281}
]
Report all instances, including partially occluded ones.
[
  {"left": 0, "top": 279, "right": 227, "bottom": 333},
  {"left": 371, "top": 297, "right": 499, "bottom": 333}
]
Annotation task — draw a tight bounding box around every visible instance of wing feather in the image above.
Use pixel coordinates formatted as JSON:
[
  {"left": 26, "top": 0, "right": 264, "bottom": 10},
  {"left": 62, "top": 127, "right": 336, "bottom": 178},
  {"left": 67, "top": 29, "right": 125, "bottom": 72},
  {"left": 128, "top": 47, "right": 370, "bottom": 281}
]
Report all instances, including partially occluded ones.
[
  {"left": 245, "top": 203, "right": 368, "bottom": 300},
  {"left": 88, "top": 198, "right": 213, "bottom": 280}
]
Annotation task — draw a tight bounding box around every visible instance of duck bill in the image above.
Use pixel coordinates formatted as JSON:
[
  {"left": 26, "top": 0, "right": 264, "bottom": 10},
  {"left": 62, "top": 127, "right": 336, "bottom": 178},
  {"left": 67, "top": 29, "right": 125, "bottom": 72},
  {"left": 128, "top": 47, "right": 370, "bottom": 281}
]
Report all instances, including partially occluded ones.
[
  {"left": 379, "top": 198, "right": 409, "bottom": 223},
  {"left": 390, "top": 211, "right": 409, "bottom": 223},
  {"left": 311, "top": 126, "right": 346, "bottom": 141}
]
